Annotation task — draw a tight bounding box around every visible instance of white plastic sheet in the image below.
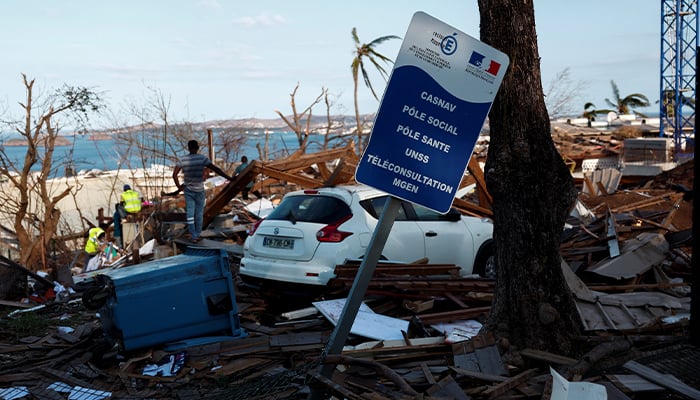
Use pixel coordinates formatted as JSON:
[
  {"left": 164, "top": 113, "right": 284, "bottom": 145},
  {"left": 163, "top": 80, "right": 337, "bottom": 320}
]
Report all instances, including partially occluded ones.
[
  {"left": 550, "top": 367, "right": 607, "bottom": 400},
  {"left": 313, "top": 298, "right": 409, "bottom": 341}
]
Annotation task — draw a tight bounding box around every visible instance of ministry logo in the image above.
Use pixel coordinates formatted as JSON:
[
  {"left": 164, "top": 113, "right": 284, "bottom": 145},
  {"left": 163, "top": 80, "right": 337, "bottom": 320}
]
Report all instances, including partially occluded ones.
[{"left": 468, "top": 51, "right": 502, "bottom": 76}]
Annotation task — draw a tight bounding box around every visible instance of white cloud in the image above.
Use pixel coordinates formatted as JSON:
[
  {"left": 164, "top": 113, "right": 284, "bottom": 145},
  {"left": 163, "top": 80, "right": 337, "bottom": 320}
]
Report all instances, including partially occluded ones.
[{"left": 233, "top": 14, "right": 286, "bottom": 27}]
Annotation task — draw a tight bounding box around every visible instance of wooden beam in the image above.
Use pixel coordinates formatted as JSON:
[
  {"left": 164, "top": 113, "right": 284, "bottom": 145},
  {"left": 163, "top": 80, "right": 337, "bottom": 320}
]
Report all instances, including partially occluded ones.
[
  {"left": 323, "top": 158, "right": 347, "bottom": 186},
  {"left": 258, "top": 166, "right": 324, "bottom": 188},
  {"left": 264, "top": 145, "right": 355, "bottom": 172},
  {"left": 467, "top": 156, "right": 493, "bottom": 206},
  {"left": 452, "top": 197, "right": 493, "bottom": 217},
  {"left": 480, "top": 368, "right": 538, "bottom": 398},
  {"left": 203, "top": 161, "right": 260, "bottom": 226},
  {"left": 612, "top": 192, "right": 683, "bottom": 213}
]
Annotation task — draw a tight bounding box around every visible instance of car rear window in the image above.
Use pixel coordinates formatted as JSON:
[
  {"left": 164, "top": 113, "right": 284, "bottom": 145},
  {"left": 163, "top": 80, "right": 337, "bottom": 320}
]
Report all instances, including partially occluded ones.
[
  {"left": 266, "top": 195, "right": 352, "bottom": 224},
  {"left": 360, "top": 196, "right": 408, "bottom": 221}
]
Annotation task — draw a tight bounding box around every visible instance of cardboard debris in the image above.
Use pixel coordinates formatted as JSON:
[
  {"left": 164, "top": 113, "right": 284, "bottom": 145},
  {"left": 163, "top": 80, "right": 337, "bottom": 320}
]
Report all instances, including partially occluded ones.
[{"left": 313, "top": 298, "right": 409, "bottom": 341}]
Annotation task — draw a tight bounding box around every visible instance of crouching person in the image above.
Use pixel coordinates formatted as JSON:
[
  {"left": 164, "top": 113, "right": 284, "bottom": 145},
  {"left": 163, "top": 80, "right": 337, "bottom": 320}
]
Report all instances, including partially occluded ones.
[{"left": 83, "top": 225, "right": 108, "bottom": 272}]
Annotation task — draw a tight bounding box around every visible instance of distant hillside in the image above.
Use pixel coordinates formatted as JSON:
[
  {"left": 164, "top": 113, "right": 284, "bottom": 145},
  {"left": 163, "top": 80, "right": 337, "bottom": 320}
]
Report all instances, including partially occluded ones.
[
  {"left": 93, "top": 114, "right": 375, "bottom": 135},
  {"left": 195, "top": 114, "right": 374, "bottom": 130}
]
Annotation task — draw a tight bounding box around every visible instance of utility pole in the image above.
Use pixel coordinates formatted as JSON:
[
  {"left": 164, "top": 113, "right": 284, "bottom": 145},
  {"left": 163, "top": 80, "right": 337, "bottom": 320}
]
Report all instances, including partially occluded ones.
[{"left": 660, "top": 0, "right": 697, "bottom": 157}]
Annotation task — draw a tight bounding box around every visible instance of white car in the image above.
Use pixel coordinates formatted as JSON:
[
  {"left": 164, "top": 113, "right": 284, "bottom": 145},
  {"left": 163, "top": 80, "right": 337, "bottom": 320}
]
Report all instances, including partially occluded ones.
[{"left": 239, "top": 184, "right": 494, "bottom": 287}]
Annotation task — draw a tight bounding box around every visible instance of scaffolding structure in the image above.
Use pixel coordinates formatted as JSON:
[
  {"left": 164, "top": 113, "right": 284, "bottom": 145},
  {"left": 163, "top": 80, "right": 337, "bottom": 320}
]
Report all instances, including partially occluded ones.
[{"left": 660, "top": 0, "right": 698, "bottom": 156}]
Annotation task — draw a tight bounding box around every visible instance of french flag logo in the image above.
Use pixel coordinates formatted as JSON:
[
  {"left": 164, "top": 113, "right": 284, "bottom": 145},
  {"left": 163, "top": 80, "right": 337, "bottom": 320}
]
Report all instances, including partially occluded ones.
[{"left": 468, "top": 51, "right": 501, "bottom": 76}]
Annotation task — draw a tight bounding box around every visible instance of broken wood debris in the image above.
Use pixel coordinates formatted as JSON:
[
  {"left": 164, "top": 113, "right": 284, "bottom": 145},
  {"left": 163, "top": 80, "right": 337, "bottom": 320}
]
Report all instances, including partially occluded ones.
[{"left": 0, "top": 137, "right": 696, "bottom": 398}]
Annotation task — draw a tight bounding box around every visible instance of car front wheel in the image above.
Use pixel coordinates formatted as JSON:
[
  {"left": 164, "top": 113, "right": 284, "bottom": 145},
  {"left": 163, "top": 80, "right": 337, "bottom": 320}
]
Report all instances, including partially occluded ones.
[{"left": 473, "top": 243, "right": 496, "bottom": 279}]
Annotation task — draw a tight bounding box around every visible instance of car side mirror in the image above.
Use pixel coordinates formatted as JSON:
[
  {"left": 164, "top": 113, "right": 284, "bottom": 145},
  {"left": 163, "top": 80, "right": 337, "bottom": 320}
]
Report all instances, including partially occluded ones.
[{"left": 446, "top": 208, "right": 462, "bottom": 222}]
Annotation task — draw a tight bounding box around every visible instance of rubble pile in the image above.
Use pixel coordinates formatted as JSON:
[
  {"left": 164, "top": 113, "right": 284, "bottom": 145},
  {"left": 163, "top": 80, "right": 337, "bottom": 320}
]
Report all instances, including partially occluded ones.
[{"left": 0, "top": 131, "right": 698, "bottom": 399}]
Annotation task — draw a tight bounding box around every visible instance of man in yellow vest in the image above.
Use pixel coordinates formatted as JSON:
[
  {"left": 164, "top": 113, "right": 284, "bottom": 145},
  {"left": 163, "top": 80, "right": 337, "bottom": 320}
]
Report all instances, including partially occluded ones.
[
  {"left": 83, "top": 225, "right": 108, "bottom": 272},
  {"left": 120, "top": 184, "right": 142, "bottom": 215}
]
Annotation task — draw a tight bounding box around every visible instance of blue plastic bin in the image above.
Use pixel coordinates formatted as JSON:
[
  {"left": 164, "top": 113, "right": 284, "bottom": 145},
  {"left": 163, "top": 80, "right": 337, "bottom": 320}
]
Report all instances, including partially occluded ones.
[{"left": 98, "top": 248, "right": 246, "bottom": 350}]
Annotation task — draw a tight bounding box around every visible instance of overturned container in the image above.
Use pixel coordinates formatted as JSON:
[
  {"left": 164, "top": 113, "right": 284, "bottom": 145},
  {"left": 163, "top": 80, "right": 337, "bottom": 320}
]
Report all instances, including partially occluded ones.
[{"left": 94, "top": 248, "right": 246, "bottom": 350}]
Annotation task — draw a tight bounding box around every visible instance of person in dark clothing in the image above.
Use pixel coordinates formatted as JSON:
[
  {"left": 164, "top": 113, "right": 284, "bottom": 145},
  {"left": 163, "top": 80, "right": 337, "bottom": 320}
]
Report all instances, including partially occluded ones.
[
  {"left": 234, "top": 155, "right": 261, "bottom": 200},
  {"left": 172, "top": 140, "right": 232, "bottom": 243}
]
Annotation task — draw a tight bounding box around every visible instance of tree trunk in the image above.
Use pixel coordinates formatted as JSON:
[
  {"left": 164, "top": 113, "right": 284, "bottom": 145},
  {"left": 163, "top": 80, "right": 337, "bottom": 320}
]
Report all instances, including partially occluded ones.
[
  {"left": 477, "top": 0, "right": 582, "bottom": 354},
  {"left": 353, "top": 76, "right": 363, "bottom": 154}
]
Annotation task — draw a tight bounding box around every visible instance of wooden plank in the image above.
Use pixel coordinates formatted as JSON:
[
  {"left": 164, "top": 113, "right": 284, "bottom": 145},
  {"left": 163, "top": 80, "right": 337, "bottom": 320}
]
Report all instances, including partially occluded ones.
[
  {"left": 403, "top": 299, "right": 435, "bottom": 313},
  {"left": 210, "top": 357, "right": 269, "bottom": 377},
  {"left": 449, "top": 366, "right": 509, "bottom": 383},
  {"left": 203, "top": 161, "right": 258, "bottom": 225},
  {"left": 467, "top": 156, "right": 493, "bottom": 207},
  {"left": 445, "top": 292, "right": 469, "bottom": 309},
  {"left": 399, "top": 306, "right": 491, "bottom": 324},
  {"left": 309, "top": 373, "right": 366, "bottom": 400},
  {"left": 256, "top": 167, "right": 323, "bottom": 189},
  {"left": 269, "top": 331, "right": 326, "bottom": 347},
  {"left": 421, "top": 362, "right": 437, "bottom": 385},
  {"left": 322, "top": 157, "right": 347, "bottom": 186},
  {"left": 316, "top": 158, "right": 332, "bottom": 181},
  {"left": 623, "top": 360, "right": 700, "bottom": 399},
  {"left": 659, "top": 194, "right": 684, "bottom": 230},
  {"left": 480, "top": 368, "right": 538, "bottom": 398},
  {"left": 584, "top": 175, "right": 597, "bottom": 195},
  {"left": 0, "top": 299, "right": 33, "bottom": 308},
  {"left": 342, "top": 342, "right": 450, "bottom": 361},
  {"left": 612, "top": 192, "right": 682, "bottom": 213},
  {"left": 281, "top": 306, "right": 319, "bottom": 320},
  {"left": 520, "top": 348, "right": 577, "bottom": 366},
  {"left": 452, "top": 197, "right": 493, "bottom": 217},
  {"left": 596, "top": 181, "right": 609, "bottom": 195},
  {"left": 264, "top": 145, "right": 355, "bottom": 171},
  {"left": 333, "top": 263, "right": 460, "bottom": 277}
]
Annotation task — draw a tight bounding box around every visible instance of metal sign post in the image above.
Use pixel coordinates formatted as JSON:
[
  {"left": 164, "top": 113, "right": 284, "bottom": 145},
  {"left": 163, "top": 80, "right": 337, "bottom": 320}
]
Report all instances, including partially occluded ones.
[
  {"left": 317, "top": 196, "right": 401, "bottom": 378},
  {"left": 310, "top": 11, "right": 508, "bottom": 398}
]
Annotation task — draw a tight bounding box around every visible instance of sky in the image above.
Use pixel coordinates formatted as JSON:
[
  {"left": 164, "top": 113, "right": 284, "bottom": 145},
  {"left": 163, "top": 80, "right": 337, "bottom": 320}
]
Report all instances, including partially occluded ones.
[{"left": 0, "top": 1, "right": 660, "bottom": 127}]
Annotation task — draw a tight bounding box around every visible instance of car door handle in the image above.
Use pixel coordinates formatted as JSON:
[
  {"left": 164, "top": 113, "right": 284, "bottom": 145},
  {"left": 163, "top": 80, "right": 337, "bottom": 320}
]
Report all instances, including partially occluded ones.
[{"left": 425, "top": 231, "right": 437, "bottom": 237}]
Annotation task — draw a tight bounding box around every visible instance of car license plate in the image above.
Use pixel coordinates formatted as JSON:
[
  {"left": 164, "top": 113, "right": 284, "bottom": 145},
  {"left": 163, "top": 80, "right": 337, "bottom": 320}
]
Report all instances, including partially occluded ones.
[{"left": 263, "top": 237, "right": 294, "bottom": 249}]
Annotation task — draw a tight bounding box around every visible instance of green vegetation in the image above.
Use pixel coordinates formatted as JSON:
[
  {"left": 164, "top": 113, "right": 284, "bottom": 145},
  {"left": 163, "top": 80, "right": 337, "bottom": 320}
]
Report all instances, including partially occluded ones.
[
  {"left": 2, "top": 311, "right": 50, "bottom": 339},
  {"left": 350, "top": 27, "right": 400, "bottom": 152},
  {"left": 604, "top": 80, "right": 650, "bottom": 116},
  {"left": 582, "top": 80, "right": 650, "bottom": 119}
]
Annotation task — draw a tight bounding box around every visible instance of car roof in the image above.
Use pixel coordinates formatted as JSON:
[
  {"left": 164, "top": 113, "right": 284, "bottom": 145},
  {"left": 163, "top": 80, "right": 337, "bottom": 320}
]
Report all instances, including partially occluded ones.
[{"left": 283, "top": 184, "right": 386, "bottom": 204}]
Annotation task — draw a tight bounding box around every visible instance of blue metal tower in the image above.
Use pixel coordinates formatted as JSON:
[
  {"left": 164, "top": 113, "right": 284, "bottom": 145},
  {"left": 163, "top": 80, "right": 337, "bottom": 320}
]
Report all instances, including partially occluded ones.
[{"left": 660, "top": 0, "right": 698, "bottom": 156}]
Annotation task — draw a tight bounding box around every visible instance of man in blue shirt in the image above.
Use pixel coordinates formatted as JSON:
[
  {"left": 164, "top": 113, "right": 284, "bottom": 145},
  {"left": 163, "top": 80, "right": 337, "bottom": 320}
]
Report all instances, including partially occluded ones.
[{"left": 172, "top": 140, "right": 232, "bottom": 243}]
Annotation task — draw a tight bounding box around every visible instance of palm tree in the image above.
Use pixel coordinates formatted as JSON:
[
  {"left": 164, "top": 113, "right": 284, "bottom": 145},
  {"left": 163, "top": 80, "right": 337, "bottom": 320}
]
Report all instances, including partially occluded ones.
[
  {"left": 582, "top": 102, "right": 597, "bottom": 120},
  {"left": 351, "top": 27, "right": 400, "bottom": 153},
  {"left": 604, "top": 80, "right": 650, "bottom": 117},
  {"left": 581, "top": 102, "right": 613, "bottom": 121}
]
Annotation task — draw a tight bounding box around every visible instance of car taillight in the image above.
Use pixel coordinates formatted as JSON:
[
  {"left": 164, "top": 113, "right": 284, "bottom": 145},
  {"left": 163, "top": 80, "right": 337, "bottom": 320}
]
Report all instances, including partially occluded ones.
[
  {"left": 316, "top": 214, "right": 353, "bottom": 243},
  {"left": 248, "top": 218, "right": 264, "bottom": 235}
]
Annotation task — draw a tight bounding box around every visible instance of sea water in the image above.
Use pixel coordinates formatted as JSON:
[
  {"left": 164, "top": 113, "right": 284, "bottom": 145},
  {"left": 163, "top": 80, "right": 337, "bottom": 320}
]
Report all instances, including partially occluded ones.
[{"left": 0, "top": 130, "right": 327, "bottom": 176}]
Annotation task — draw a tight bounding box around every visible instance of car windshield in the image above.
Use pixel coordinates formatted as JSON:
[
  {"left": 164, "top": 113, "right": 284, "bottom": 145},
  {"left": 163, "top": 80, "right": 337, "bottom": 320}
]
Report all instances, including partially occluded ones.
[{"left": 266, "top": 195, "right": 351, "bottom": 224}]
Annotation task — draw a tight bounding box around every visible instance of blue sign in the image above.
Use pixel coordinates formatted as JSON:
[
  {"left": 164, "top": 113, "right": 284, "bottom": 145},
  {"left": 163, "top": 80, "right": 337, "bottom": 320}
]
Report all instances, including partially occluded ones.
[{"left": 355, "top": 12, "right": 509, "bottom": 213}]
